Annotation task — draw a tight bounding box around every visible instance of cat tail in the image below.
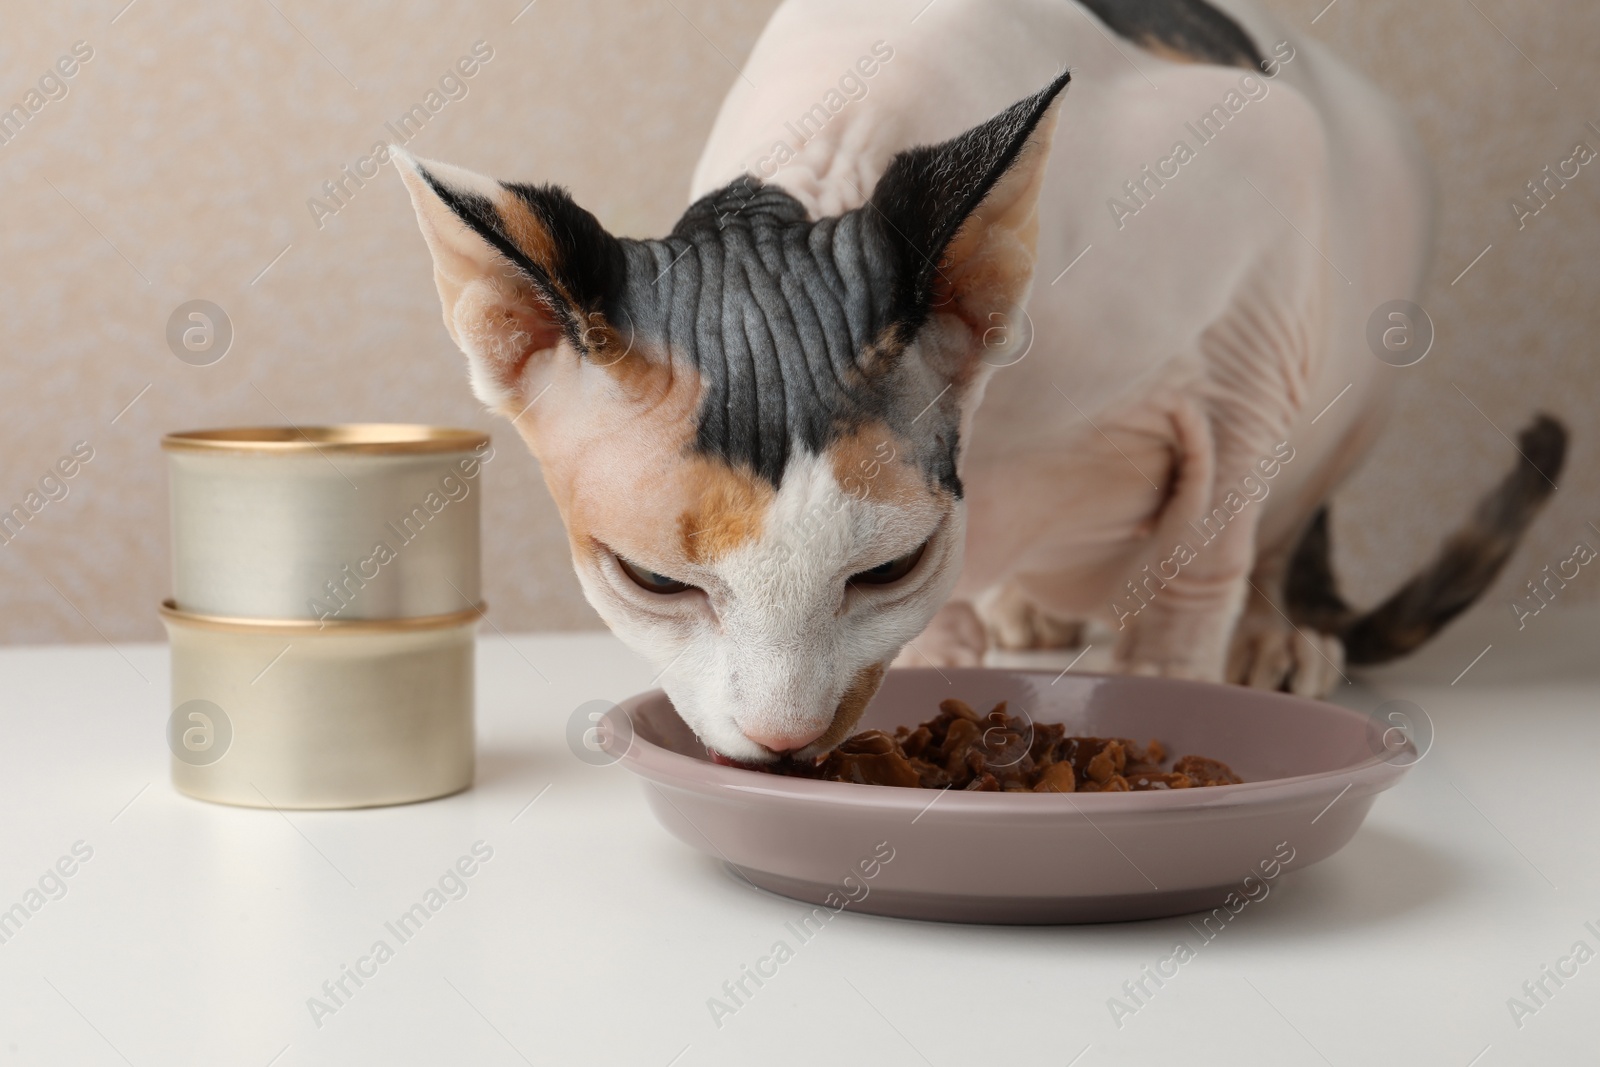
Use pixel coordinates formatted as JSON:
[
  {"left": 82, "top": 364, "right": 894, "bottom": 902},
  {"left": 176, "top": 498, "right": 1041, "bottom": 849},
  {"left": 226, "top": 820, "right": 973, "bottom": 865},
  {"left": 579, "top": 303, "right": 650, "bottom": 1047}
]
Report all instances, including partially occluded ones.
[{"left": 1284, "top": 413, "right": 1568, "bottom": 665}]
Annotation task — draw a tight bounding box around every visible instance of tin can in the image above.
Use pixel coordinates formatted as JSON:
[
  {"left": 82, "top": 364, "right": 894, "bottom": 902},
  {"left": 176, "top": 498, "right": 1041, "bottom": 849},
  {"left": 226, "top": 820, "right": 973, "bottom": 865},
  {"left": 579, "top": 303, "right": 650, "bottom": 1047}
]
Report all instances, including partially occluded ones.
[
  {"left": 160, "top": 601, "right": 480, "bottom": 809},
  {"left": 163, "top": 425, "right": 489, "bottom": 621}
]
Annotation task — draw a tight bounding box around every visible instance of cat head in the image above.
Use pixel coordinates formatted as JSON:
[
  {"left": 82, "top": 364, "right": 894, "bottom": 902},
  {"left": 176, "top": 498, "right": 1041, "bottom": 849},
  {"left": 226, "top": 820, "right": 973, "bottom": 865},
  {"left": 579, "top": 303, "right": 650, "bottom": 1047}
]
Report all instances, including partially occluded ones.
[{"left": 395, "top": 75, "right": 1067, "bottom": 762}]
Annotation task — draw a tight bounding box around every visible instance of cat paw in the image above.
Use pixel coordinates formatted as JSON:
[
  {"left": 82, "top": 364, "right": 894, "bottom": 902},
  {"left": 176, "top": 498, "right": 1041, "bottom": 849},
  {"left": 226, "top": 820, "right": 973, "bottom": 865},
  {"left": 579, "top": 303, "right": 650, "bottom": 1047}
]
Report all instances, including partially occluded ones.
[
  {"left": 1227, "top": 618, "right": 1344, "bottom": 697},
  {"left": 981, "top": 584, "right": 1086, "bottom": 651},
  {"left": 895, "top": 601, "right": 988, "bottom": 668}
]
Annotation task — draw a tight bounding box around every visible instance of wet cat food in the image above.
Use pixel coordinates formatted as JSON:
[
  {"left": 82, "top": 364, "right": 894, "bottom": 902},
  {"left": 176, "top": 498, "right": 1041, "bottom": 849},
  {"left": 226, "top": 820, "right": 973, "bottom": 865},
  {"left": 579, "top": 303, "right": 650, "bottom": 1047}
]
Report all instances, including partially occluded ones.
[{"left": 770, "top": 699, "right": 1243, "bottom": 792}]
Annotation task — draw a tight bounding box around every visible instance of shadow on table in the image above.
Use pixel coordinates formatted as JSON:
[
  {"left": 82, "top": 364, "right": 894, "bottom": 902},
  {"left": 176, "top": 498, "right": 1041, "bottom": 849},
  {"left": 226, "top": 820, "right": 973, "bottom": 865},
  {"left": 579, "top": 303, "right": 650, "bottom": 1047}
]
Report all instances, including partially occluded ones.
[
  {"left": 1224, "top": 822, "right": 1461, "bottom": 935},
  {"left": 701, "top": 822, "right": 1459, "bottom": 947}
]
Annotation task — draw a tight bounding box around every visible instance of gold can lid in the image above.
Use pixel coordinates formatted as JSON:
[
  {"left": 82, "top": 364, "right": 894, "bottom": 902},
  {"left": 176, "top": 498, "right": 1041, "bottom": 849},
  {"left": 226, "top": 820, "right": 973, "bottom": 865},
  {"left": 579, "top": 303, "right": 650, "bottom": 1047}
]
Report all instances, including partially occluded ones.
[{"left": 162, "top": 424, "right": 490, "bottom": 456}]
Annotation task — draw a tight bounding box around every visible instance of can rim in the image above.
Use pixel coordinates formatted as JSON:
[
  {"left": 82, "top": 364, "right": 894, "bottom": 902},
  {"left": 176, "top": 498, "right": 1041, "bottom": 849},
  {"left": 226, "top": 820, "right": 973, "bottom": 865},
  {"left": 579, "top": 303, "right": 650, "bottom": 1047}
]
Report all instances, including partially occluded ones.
[
  {"left": 159, "top": 599, "right": 486, "bottom": 633},
  {"left": 161, "top": 425, "right": 490, "bottom": 456}
]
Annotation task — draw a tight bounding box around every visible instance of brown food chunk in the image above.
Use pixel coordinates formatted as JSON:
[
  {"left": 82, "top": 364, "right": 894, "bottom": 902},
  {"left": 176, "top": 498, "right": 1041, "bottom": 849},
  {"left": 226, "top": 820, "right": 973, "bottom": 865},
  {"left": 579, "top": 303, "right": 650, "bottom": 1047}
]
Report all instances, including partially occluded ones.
[
  {"left": 1032, "top": 762, "right": 1077, "bottom": 794},
  {"left": 1126, "top": 772, "right": 1195, "bottom": 790},
  {"left": 1085, "top": 740, "right": 1126, "bottom": 784},
  {"left": 809, "top": 730, "right": 924, "bottom": 788},
  {"left": 766, "top": 700, "right": 1242, "bottom": 792},
  {"left": 1171, "top": 755, "right": 1245, "bottom": 786},
  {"left": 1079, "top": 774, "right": 1132, "bottom": 793},
  {"left": 939, "top": 698, "right": 982, "bottom": 722}
]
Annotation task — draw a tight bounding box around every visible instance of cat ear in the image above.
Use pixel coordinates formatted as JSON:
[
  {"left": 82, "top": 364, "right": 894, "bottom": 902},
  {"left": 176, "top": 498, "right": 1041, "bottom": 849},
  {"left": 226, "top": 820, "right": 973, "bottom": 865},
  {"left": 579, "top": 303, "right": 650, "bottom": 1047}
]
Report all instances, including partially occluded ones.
[
  {"left": 393, "top": 148, "right": 627, "bottom": 412},
  {"left": 865, "top": 73, "right": 1069, "bottom": 349}
]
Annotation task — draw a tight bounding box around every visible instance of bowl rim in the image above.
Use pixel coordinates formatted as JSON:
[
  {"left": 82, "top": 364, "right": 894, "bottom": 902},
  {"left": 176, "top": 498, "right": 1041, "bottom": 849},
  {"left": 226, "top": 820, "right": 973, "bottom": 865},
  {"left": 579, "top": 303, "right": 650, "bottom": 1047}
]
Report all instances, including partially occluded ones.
[{"left": 611, "top": 668, "right": 1413, "bottom": 815}]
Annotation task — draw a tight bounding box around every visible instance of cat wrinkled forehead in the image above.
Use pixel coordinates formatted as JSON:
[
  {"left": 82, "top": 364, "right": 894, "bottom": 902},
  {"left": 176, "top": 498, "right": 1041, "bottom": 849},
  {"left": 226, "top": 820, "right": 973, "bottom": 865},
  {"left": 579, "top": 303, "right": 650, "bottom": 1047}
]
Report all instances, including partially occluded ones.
[
  {"left": 614, "top": 178, "right": 912, "bottom": 491},
  {"left": 399, "top": 72, "right": 1069, "bottom": 498}
]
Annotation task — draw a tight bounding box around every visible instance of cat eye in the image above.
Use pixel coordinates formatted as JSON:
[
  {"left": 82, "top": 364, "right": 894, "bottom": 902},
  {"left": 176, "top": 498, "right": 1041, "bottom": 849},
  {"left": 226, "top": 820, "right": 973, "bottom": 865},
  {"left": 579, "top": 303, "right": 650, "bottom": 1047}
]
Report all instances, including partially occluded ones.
[
  {"left": 850, "top": 541, "right": 927, "bottom": 587},
  {"left": 617, "top": 555, "right": 693, "bottom": 595}
]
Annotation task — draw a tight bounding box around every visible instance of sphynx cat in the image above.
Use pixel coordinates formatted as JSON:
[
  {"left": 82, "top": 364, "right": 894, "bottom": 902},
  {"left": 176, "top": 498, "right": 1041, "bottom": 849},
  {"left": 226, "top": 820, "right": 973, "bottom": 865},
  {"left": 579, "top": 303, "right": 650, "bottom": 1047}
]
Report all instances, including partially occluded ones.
[{"left": 395, "top": 0, "right": 1563, "bottom": 762}]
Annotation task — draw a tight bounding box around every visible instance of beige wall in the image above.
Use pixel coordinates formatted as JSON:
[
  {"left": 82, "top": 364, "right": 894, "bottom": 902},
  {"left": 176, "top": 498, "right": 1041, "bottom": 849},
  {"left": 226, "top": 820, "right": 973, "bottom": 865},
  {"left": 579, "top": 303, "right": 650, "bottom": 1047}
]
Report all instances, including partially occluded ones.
[{"left": 1, "top": 0, "right": 1594, "bottom": 645}]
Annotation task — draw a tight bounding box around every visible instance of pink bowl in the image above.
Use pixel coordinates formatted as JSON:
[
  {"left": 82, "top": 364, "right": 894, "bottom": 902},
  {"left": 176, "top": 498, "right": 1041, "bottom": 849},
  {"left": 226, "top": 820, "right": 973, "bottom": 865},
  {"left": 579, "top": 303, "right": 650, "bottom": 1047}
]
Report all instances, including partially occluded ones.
[{"left": 609, "top": 668, "right": 1413, "bottom": 923}]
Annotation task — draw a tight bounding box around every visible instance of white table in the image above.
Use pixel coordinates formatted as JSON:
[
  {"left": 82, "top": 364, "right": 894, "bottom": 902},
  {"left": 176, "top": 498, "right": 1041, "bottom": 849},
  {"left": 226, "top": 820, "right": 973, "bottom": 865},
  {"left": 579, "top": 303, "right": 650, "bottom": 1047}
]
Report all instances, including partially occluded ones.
[{"left": 2, "top": 607, "right": 1596, "bottom": 1066}]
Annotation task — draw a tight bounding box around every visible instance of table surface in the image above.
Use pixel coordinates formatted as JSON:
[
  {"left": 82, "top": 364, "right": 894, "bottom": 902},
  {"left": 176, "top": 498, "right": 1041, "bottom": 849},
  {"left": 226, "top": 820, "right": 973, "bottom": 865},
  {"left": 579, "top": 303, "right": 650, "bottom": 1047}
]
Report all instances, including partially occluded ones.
[{"left": 2, "top": 604, "right": 1597, "bottom": 1066}]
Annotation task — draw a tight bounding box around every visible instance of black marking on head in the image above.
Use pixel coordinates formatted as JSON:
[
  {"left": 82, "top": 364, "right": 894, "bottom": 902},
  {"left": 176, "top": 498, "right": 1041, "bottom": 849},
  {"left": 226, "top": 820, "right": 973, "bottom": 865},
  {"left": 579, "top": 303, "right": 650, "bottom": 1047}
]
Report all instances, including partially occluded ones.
[
  {"left": 607, "top": 76, "right": 1068, "bottom": 496},
  {"left": 1077, "top": 0, "right": 1265, "bottom": 70},
  {"left": 864, "top": 71, "right": 1069, "bottom": 344},
  {"left": 418, "top": 78, "right": 1068, "bottom": 498},
  {"left": 502, "top": 183, "right": 628, "bottom": 325},
  {"left": 416, "top": 169, "right": 626, "bottom": 351},
  {"left": 614, "top": 178, "right": 906, "bottom": 490}
]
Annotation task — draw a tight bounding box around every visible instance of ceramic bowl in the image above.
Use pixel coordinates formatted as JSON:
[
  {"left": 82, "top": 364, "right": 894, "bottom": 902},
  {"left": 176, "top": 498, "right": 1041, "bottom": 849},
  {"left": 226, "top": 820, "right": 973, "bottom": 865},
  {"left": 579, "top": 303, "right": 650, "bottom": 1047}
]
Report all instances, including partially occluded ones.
[{"left": 608, "top": 667, "right": 1413, "bottom": 924}]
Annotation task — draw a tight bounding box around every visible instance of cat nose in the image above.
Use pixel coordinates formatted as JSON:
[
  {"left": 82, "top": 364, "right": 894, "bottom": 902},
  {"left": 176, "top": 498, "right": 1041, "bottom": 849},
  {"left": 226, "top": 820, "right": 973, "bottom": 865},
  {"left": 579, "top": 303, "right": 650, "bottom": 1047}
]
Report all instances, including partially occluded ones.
[{"left": 740, "top": 722, "right": 827, "bottom": 754}]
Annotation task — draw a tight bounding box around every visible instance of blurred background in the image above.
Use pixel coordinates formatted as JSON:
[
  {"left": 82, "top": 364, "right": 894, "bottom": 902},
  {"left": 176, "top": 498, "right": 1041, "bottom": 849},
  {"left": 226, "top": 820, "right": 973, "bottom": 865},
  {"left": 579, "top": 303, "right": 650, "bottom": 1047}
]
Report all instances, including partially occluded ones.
[{"left": 1, "top": 0, "right": 1594, "bottom": 646}]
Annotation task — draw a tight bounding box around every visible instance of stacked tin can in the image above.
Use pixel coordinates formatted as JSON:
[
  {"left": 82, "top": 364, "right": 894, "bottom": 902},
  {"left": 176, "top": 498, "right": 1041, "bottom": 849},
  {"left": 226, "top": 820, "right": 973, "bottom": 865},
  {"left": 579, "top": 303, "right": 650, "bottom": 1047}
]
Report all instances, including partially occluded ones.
[{"left": 160, "top": 425, "right": 489, "bottom": 809}]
